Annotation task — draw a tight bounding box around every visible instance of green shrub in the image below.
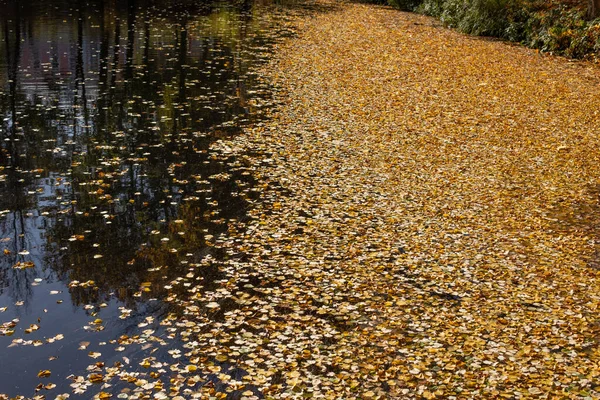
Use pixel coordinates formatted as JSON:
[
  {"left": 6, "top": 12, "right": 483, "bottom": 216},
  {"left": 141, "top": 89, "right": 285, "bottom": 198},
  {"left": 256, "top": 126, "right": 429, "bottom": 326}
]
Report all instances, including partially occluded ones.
[
  {"left": 460, "top": 0, "right": 522, "bottom": 36},
  {"left": 375, "top": 0, "right": 600, "bottom": 60},
  {"left": 417, "top": 0, "right": 525, "bottom": 37},
  {"left": 387, "top": 0, "right": 423, "bottom": 11},
  {"left": 522, "top": 5, "right": 600, "bottom": 59},
  {"left": 416, "top": 0, "right": 445, "bottom": 15}
]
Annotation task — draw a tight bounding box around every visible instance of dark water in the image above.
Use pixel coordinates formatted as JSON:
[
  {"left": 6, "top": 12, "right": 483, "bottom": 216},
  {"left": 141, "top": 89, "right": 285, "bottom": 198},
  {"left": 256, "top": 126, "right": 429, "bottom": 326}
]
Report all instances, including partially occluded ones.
[{"left": 0, "top": 0, "right": 294, "bottom": 396}]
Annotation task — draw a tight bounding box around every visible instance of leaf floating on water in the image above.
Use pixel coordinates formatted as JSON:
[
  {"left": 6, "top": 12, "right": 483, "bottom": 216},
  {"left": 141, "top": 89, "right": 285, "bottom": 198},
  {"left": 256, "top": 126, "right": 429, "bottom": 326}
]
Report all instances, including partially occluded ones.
[
  {"left": 79, "top": 341, "right": 90, "bottom": 350},
  {"left": 215, "top": 354, "right": 228, "bottom": 362},
  {"left": 186, "top": 365, "right": 197, "bottom": 372},
  {"left": 47, "top": 333, "right": 64, "bottom": 343},
  {"left": 37, "top": 370, "right": 51, "bottom": 378},
  {"left": 12, "top": 261, "right": 35, "bottom": 269},
  {"left": 88, "top": 373, "right": 103, "bottom": 383},
  {"left": 24, "top": 324, "right": 40, "bottom": 334}
]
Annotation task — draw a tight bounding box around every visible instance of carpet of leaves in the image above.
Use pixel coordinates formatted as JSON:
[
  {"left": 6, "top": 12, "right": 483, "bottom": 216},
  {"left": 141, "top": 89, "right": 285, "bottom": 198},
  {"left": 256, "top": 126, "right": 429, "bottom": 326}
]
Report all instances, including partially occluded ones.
[
  {"left": 7, "top": 0, "right": 600, "bottom": 398},
  {"left": 215, "top": 1, "right": 600, "bottom": 398}
]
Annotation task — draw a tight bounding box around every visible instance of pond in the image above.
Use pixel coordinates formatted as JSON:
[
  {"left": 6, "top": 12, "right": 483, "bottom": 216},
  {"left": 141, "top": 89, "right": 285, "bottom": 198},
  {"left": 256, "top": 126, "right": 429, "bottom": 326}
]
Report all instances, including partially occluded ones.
[{"left": 0, "top": 0, "right": 297, "bottom": 397}]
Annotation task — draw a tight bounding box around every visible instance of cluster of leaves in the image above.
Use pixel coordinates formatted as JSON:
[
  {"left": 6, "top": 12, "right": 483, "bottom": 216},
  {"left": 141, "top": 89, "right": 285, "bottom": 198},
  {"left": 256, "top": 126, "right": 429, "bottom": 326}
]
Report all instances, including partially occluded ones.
[{"left": 223, "top": 0, "right": 600, "bottom": 397}]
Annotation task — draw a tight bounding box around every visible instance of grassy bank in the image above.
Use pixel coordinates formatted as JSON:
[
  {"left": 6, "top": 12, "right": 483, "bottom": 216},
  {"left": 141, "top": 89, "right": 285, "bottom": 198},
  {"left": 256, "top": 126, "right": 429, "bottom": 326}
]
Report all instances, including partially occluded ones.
[{"left": 379, "top": 0, "right": 600, "bottom": 60}]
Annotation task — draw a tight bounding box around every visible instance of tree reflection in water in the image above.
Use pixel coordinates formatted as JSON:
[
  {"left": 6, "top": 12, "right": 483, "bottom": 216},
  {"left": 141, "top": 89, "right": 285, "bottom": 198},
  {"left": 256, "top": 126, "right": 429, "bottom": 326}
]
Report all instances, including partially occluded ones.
[{"left": 0, "top": 0, "right": 292, "bottom": 395}]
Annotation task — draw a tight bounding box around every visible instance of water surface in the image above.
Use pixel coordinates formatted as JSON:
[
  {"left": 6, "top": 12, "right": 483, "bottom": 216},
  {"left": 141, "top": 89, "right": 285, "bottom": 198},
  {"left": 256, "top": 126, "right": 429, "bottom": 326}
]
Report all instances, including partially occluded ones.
[{"left": 0, "top": 0, "right": 294, "bottom": 396}]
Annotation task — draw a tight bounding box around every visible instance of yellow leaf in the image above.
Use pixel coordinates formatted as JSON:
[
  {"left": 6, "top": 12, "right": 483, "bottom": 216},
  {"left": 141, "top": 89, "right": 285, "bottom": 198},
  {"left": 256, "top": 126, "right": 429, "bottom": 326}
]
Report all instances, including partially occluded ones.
[{"left": 37, "top": 370, "right": 51, "bottom": 378}]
